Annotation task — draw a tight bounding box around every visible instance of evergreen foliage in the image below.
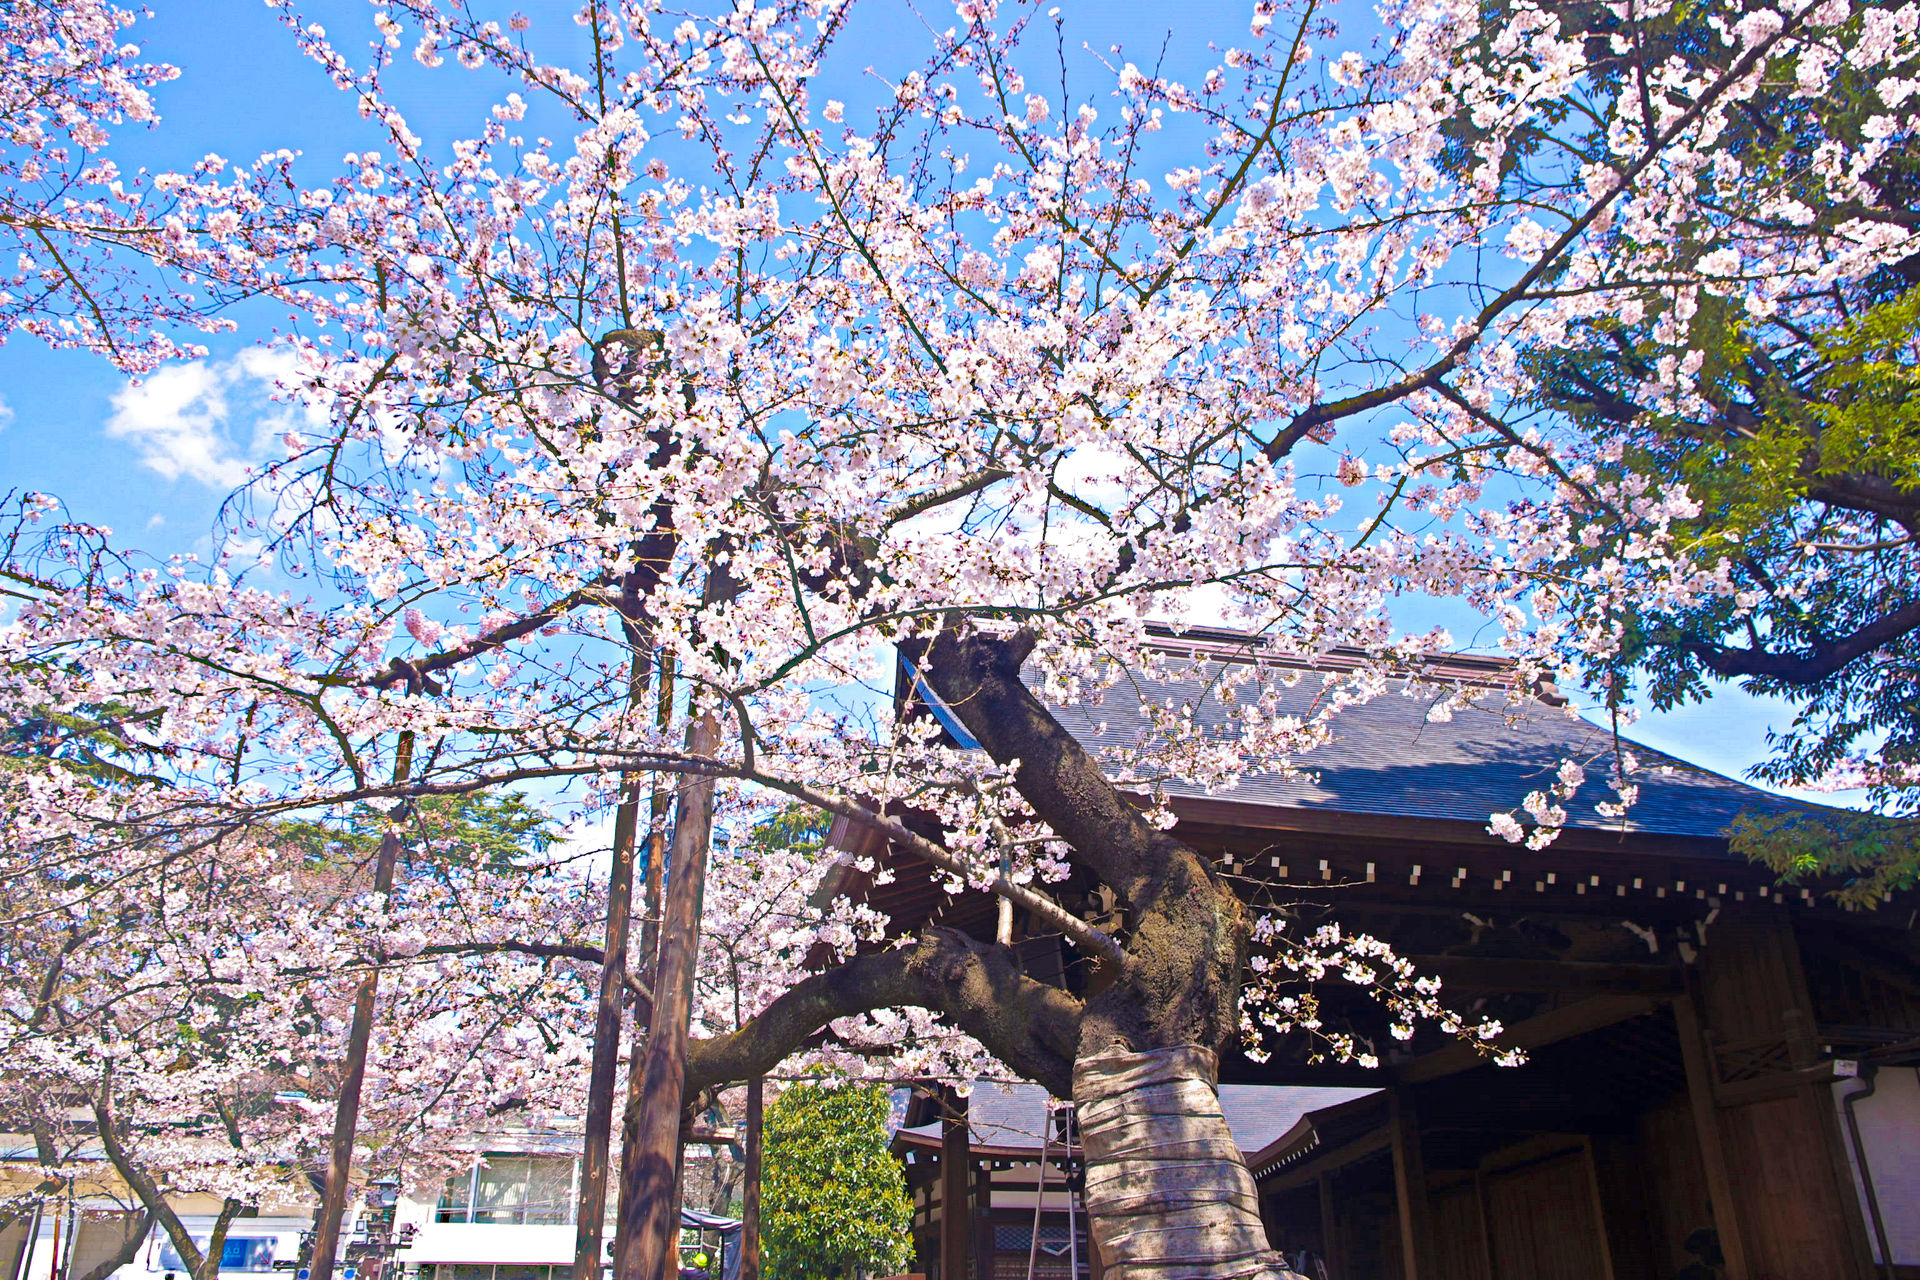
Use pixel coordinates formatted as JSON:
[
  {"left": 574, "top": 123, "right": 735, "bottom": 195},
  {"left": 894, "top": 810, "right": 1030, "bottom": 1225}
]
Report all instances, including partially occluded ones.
[{"left": 762, "top": 1082, "right": 913, "bottom": 1280}]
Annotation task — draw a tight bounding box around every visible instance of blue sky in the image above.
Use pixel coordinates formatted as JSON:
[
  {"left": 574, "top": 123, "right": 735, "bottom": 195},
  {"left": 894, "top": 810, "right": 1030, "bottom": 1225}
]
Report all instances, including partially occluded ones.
[{"left": 0, "top": 0, "right": 1862, "bottom": 813}]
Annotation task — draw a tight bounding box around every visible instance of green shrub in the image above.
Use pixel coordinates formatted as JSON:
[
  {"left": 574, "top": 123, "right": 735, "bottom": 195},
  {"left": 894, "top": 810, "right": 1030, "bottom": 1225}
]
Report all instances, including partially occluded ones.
[{"left": 762, "top": 1082, "right": 913, "bottom": 1280}]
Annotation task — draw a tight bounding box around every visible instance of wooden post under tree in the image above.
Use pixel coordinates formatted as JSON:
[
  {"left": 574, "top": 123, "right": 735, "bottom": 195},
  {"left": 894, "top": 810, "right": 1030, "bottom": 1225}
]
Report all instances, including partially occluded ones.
[
  {"left": 309, "top": 732, "right": 414, "bottom": 1280},
  {"left": 618, "top": 710, "right": 721, "bottom": 1280},
  {"left": 741, "top": 1076, "right": 763, "bottom": 1280},
  {"left": 570, "top": 771, "right": 646, "bottom": 1280},
  {"left": 1672, "top": 994, "right": 1752, "bottom": 1280},
  {"left": 1318, "top": 1172, "right": 1343, "bottom": 1280},
  {"left": 940, "top": 1088, "right": 970, "bottom": 1280}
]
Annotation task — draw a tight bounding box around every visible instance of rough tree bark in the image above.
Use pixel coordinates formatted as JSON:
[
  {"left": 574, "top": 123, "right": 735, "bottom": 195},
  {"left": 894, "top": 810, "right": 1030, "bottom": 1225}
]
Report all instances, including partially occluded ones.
[{"left": 619, "top": 710, "right": 721, "bottom": 1280}]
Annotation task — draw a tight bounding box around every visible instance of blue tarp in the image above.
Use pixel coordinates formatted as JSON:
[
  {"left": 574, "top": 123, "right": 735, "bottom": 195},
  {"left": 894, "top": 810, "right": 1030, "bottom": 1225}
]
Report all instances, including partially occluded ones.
[{"left": 679, "top": 1208, "right": 743, "bottom": 1280}]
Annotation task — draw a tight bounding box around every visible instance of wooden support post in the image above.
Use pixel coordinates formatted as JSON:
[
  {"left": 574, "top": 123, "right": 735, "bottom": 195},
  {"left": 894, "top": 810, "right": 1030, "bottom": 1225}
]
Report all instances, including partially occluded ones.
[
  {"left": 971, "top": 1160, "right": 993, "bottom": 1280},
  {"left": 1318, "top": 1172, "right": 1343, "bottom": 1280},
  {"left": 1672, "top": 995, "right": 1750, "bottom": 1280},
  {"left": 572, "top": 772, "right": 644, "bottom": 1280},
  {"left": 620, "top": 713, "right": 721, "bottom": 1280},
  {"left": 1389, "top": 1090, "right": 1432, "bottom": 1280},
  {"left": 940, "top": 1090, "right": 971, "bottom": 1280},
  {"left": 611, "top": 658, "right": 673, "bottom": 1280}
]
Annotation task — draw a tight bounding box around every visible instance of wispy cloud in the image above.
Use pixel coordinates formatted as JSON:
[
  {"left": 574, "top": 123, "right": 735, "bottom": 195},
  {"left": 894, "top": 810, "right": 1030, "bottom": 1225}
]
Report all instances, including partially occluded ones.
[
  {"left": 106, "top": 347, "right": 321, "bottom": 487},
  {"left": 0, "top": 391, "right": 14, "bottom": 433}
]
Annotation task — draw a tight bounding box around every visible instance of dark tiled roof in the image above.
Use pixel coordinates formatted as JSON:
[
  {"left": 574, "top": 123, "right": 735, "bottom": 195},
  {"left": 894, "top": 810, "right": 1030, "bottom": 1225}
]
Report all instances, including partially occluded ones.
[
  {"left": 1031, "top": 641, "right": 1818, "bottom": 841},
  {"left": 899, "top": 1081, "right": 1378, "bottom": 1155}
]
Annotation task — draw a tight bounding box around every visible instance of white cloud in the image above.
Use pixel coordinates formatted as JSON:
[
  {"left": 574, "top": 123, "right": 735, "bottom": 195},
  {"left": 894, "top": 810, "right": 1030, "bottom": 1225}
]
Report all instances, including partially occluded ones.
[
  {"left": 0, "top": 392, "right": 13, "bottom": 432},
  {"left": 551, "top": 811, "right": 618, "bottom": 878},
  {"left": 106, "top": 347, "right": 323, "bottom": 487}
]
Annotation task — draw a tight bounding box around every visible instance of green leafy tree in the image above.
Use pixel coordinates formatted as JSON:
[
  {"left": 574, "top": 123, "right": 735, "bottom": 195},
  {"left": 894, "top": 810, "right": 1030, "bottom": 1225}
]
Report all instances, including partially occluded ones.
[
  {"left": 762, "top": 1082, "right": 913, "bottom": 1280},
  {"left": 1462, "top": 1, "right": 1920, "bottom": 900}
]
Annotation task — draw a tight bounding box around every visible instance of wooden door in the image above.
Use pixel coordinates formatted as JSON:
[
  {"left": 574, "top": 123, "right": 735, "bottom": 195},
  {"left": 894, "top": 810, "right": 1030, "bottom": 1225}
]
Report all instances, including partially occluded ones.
[{"left": 1481, "top": 1149, "right": 1610, "bottom": 1280}]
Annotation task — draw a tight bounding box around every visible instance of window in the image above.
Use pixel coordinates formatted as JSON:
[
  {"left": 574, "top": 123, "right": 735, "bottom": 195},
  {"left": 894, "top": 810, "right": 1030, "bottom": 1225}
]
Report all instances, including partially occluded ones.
[{"left": 435, "top": 1157, "right": 578, "bottom": 1226}]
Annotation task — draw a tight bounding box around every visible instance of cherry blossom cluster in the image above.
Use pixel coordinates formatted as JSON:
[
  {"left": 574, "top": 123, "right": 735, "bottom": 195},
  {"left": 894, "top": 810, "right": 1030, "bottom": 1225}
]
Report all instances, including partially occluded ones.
[{"left": 1240, "top": 916, "right": 1520, "bottom": 1070}]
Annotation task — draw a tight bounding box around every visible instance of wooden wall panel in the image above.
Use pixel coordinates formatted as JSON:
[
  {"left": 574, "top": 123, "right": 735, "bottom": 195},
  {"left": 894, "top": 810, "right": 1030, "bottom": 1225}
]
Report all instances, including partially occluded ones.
[
  {"left": 0, "top": 1219, "right": 29, "bottom": 1280},
  {"left": 1482, "top": 1152, "right": 1609, "bottom": 1280},
  {"left": 65, "top": 1213, "right": 147, "bottom": 1280},
  {"left": 1634, "top": 1098, "right": 1716, "bottom": 1279},
  {"left": 1428, "top": 1184, "right": 1490, "bottom": 1280},
  {"left": 1335, "top": 1186, "right": 1401, "bottom": 1280},
  {"left": 1696, "top": 906, "right": 1875, "bottom": 1280},
  {"left": 1698, "top": 909, "right": 1806, "bottom": 1046},
  {"left": 1721, "top": 1093, "right": 1863, "bottom": 1280},
  {"left": 1590, "top": 1136, "right": 1656, "bottom": 1280}
]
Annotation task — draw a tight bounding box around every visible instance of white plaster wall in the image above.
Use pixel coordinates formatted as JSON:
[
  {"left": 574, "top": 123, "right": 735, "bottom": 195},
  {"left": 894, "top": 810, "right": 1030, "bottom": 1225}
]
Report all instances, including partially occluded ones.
[
  {"left": 1835, "top": 1066, "right": 1920, "bottom": 1266},
  {"left": 390, "top": 1223, "right": 575, "bottom": 1268}
]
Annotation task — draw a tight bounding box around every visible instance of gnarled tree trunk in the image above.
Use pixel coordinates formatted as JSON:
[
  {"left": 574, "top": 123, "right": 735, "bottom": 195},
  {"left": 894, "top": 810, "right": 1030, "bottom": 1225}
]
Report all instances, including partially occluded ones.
[
  {"left": 685, "top": 627, "right": 1304, "bottom": 1280},
  {"left": 1075, "top": 1046, "right": 1294, "bottom": 1280}
]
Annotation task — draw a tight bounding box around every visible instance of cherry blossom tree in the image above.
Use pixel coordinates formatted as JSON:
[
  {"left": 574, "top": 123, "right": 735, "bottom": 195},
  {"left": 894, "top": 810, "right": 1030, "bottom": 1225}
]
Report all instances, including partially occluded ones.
[{"left": 3, "top": 2, "right": 1919, "bottom": 1279}]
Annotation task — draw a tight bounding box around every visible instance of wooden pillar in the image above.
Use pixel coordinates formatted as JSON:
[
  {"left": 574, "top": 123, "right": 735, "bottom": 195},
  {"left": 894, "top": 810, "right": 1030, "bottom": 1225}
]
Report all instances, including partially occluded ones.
[
  {"left": 941, "top": 1090, "right": 971, "bottom": 1280},
  {"left": 740, "top": 1076, "right": 763, "bottom": 1280},
  {"left": 1673, "top": 994, "right": 1751, "bottom": 1280},
  {"left": 1389, "top": 1090, "right": 1432, "bottom": 1280},
  {"left": 1318, "top": 1172, "right": 1343, "bottom": 1280}
]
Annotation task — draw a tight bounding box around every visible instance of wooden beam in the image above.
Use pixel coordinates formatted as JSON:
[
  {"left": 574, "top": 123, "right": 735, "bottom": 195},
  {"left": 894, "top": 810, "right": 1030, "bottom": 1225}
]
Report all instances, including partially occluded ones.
[
  {"left": 1578, "top": 1137, "right": 1619, "bottom": 1280},
  {"left": 939, "top": 1089, "right": 969, "bottom": 1280},
  {"left": 1168, "top": 793, "right": 1738, "bottom": 859},
  {"left": 1673, "top": 995, "right": 1751, "bottom": 1280},
  {"left": 1711, "top": 1061, "right": 1841, "bottom": 1107},
  {"left": 1410, "top": 955, "right": 1682, "bottom": 996},
  {"left": 1389, "top": 1090, "right": 1433, "bottom": 1280},
  {"left": 1397, "top": 993, "right": 1661, "bottom": 1085},
  {"left": 1219, "top": 1058, "right": 1387, "bottom": 1088}
]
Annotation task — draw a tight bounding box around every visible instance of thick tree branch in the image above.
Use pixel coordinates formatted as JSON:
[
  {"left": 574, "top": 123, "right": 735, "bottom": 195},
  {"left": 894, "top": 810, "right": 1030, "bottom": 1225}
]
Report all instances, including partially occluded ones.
[
  {"left": 683, "top": 928, "right": 1084, "bottom": 1097},
  {"left": 1682, "top": 597, "right": 1920, "bottom": 682},
  {"left": 754, "top": 774, "right": 1123, "bottom": 964}
]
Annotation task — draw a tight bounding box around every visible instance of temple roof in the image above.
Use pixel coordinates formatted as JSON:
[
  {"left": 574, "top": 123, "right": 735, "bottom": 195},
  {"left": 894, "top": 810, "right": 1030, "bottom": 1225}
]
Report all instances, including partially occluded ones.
[{"left": 1017, "top": 629, "right": 1822, "bottom": 842}]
